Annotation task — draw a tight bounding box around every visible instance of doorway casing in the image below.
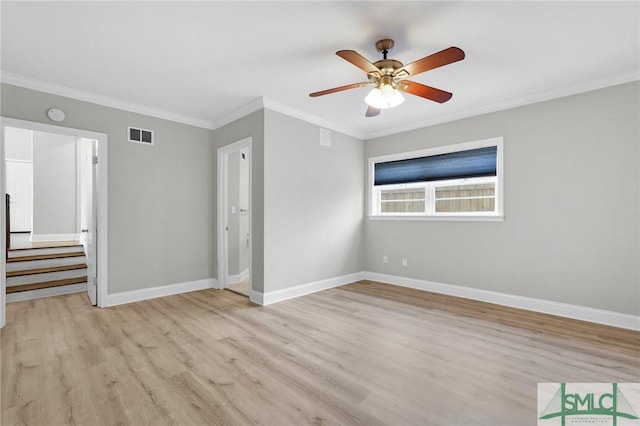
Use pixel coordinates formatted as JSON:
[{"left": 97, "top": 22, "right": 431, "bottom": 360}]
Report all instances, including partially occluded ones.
[
  {"left": 0, "top": 117, "right": 109, "bottom": 327},
  {"left": 217, "top": 137, "right": 252, "bottom": 294}
]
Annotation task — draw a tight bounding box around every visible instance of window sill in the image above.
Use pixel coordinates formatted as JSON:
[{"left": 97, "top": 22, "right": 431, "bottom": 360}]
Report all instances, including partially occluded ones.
[{"left": 368, "top": 215, "right": 505, "bottom": 222}]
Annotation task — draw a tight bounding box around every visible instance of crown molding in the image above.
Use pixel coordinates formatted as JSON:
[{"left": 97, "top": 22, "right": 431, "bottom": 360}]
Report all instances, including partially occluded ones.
[
  {"left": 261, "top": 97, "right": 365, "bottom": 140},
  {"left": 210, "top": 96, "right": 365, "bottom": 140},
  {"left": 3, "top": 70, "right": 637, "bottom": 141},
  {"left": 209, "top": 97, "right": 265, "bottom": 131},
  {"left": 365, "top": 70, "right": 640, "bottom": 140},
  {"left": 1, "top": 71, "right": 216, "bottom": 130}
]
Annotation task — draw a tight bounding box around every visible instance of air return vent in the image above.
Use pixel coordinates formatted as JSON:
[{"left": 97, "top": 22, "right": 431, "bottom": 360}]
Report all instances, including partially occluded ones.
[{"left": 128, "top": 126, "right": 154, "bottom": 145}]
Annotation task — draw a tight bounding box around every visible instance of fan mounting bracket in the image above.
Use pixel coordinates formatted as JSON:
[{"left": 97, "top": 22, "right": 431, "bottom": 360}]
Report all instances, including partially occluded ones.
[{"left": 375, "top": 39, "right": 395, "bottom": 54}]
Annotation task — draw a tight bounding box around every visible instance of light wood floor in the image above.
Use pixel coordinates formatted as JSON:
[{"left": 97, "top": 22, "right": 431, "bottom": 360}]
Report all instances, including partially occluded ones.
[
  {"left": 227, "top": 277, "right": 250, "bottom": 297},
  {"left": 2, "top": 281, "right": 638, "bottom": 425}
]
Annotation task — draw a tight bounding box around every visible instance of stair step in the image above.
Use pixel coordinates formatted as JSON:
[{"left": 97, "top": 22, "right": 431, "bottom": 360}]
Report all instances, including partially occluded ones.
[
  {"left": 6, "top": 256, "right": 87, "bottom": 273},
  {"left": 8, "top": 245, "right": 84, "bottom": 258},
  {"left": 7, "top": 251, "right": 86, "bottom": 263},
  {"left": 6, "top": 276, "right": 88, "bottom": 294},
  {"left": 6, "top": 263, "right": 87, "bottom": 277},
  {"left": 7, "top": 267, "right": 89, "bottom": 286}
]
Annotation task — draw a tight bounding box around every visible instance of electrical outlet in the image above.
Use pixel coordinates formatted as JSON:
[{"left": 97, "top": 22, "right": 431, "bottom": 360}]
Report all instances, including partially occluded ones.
[
  {"left": 402, "top": 258, "right": 408, "bottom": 267},
  {"left": 383, "top": 255, "right": 388, "bottom": 263}
]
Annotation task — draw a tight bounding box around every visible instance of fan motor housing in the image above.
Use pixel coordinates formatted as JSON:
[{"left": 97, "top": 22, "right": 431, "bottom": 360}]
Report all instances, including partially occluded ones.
[{"left": 373, "top": 59, "right": 404, "bottom": 73}]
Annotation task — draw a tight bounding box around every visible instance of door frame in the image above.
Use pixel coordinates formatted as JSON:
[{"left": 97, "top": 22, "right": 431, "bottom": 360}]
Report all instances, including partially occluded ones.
[
  {"left": 0, "top": 117, "right": 109, "bottom": 327},
  {"left": 5, "top": 159, "right": 33, "bottom": 233},
  {"left": 217, "top": 137, "right": 252, "bottom": 292}
]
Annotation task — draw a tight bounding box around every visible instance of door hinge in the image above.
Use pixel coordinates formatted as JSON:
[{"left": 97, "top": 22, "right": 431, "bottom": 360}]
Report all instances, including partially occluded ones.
[{"left": 92, "top": 156, "right": 98, "bottom": 165}]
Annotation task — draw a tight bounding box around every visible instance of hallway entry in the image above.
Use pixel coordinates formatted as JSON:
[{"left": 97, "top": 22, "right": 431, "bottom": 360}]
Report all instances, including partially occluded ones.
[
  {"left": 217, "top": 138, "right": 252, "bottom": 298},
  {"left": 1, "top": 117, "right": 109, "bottom": 327}
]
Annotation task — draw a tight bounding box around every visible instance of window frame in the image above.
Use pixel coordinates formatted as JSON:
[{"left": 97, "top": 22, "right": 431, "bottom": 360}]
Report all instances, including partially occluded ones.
[{"left": 368, "top": 137, "right": 504, "bottom": 222}]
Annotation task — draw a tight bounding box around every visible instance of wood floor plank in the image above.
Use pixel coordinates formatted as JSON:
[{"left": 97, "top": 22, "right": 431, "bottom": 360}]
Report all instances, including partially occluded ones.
[{"left": 2, "top": 281, "right": 639, "bottom": 425}]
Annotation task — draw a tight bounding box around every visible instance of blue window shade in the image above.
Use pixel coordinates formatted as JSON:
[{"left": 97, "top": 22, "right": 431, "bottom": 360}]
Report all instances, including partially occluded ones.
[{"left": 374, "top": 146, "right": 497, "bottom": 186}]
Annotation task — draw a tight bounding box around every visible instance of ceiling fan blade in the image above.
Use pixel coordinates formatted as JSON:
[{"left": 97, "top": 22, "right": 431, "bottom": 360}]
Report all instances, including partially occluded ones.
[
  {"left": 365, "top": 106, "right": 381, "bottom": 117},
  {"left": 336, "top": 50, "right": 380, "bottom": 74},
  {"left": 394, "top": 46, "right": 465, "bottom": 77},
  {"left": 309, "top": 82, "right": 371, "bottom": 97},
  {"left": 399, "top": 80, "right": 453, "bottom": 103}
]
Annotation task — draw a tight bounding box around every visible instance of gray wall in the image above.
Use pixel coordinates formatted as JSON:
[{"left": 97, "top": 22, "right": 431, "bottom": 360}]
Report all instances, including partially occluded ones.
[
  {"left": 2, "top": 83, "right": 216, "bottom": 294},
  {"left": 263, "top": 109, "right": 364, "bottom": 292},
  {"left": 32, "top": 131, "right": 77, "bottom": 236},
  {"left": 211, "top": 110, "right": 265, "bottom": 292},
  {"left": 3, "top": 81, "right": 637, "bottom": 317},
  {"left": 364, "top": 82, "right": 640, "bottom": 316}
]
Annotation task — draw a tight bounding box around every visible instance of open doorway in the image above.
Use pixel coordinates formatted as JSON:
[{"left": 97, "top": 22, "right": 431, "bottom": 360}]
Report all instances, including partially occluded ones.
[
  {"left": 217, "top": 137, "right": 252, "bottom": 297},
  {"left": 1, "top": 117, "right": 108, "bottom": 327}
]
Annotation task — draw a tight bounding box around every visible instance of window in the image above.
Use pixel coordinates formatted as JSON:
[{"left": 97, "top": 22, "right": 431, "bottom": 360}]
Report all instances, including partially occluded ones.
[{"left": 369, "top": 137, "right": 503, "bottom": 221}]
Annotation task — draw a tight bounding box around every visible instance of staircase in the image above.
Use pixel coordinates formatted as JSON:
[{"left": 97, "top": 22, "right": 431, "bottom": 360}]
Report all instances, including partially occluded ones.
[{"left": 6, "top": 243, "right": 87, "bottom": 302}]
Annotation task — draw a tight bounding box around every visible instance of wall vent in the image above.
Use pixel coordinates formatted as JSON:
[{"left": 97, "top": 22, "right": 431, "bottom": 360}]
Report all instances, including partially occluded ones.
[{"left": 128, "top": 126, "right": 154, "bottom": 145}]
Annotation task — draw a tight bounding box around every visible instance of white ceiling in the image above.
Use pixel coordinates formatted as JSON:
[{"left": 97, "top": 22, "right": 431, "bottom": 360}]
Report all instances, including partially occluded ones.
[{"left": 1, "top": 1, "right": 638, "bottom": 139}]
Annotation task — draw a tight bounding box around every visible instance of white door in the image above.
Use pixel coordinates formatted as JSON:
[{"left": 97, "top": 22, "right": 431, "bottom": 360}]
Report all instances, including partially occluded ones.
[
  {"left": 5, "top": 160, "right": 33, "bottom": 233},
  {"left": 79, "top": 138, "right": 98, "bottom": 305}
]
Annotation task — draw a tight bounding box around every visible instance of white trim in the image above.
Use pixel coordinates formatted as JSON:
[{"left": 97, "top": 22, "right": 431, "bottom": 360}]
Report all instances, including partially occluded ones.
[
  {"left": 1, "top": 72, "right": 214, "bottom": 130},
  {"left": 363, "top": 271, "right": 640, "bottom": 331},
  {"left": 210, "top": 98, "right": 264, "bottom": 131},
  {"left": 368, "top": 215, "right": 504, "bottom": 222},
  {"left": 0, "top": 125, "right": 5, "bottom": 326},
  {"left": 261, "top": 97, "right": 365, "bottom": 140},
  {"left": 366, "top": 71, "right": 640, "bottom": 139},
  {"left": 6, "top": 283, "right": 86, "bottom": 303},
  {"left": 4, "top": 158, "right": 32, "bottom": 164},
  {"left": 104, "top": 278, "right": 217, "bottom": 307},
  {"left": 75, "top": 138, "right": 82, "bottom": 242},
  {"left": 30, "top": 233, "right": 80, "bottom": 242},
  {"left": 228, "top": 268, "right": 249, "bottom": 285},
  {"left": 3, "top": 71, "right": 636, "bottom": 141},
  {"left": 0, "top": 117, "right": 109, "bottom": 327},
  {"left": 210, "top": 97, "right": 365, "bottom": 140},
  {"left": 249, "top": 289, "right": 264, "bottom": 305},
  {"left": 256, "top": 272, "right": 365, "bottom": 306}
]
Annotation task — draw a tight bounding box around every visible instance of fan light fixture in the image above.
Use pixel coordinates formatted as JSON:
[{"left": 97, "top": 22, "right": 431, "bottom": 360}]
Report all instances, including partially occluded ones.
[
  {"left": 364, "top": 74, "right": 404, "bottom": 109},
  {"left": 309, "top": 39, "right": 465, "bottom": 117},
  {"left": 365, "top": 84, "right": 405, "bottom": 109}
]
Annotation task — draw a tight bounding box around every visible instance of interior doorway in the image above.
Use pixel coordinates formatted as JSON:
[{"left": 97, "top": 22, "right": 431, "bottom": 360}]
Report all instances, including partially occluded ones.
[
  {"left": 217, "top": 137, "right": 252, "bottom": 297},
  {"left": 0, "top": 117, "right": 109, "bottom": 328}
]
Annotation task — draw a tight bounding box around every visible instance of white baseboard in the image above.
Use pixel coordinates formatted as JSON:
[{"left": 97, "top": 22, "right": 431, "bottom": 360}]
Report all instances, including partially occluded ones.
[
  {"left": 228, "top": 268, "right": 249, "bottom": 285},
  {"left": 31, "top": 233, "right": 80, "bottom": 242},
  {"left": 364, "top": 271, "right": 640, "bottom": 331},
  {"left": 254, "top": 271, "right": 365, "bottom": 306},
  {"left": 88, "top": 268, "right": 639, "bottom": 331},
  {"left": 249, "top": 289, "right": 263, "bottom": 305},
  {"left": 104, "top": 278, "right": 218, "bottom": 307},
  {"left": 7, "top": 283, "right": 85, "bottom": 303}
]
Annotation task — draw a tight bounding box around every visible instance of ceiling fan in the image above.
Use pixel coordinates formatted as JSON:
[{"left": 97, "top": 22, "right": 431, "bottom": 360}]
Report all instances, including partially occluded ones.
[{"left": 309, "top": 39, "right": 465, "bottom": 117}]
